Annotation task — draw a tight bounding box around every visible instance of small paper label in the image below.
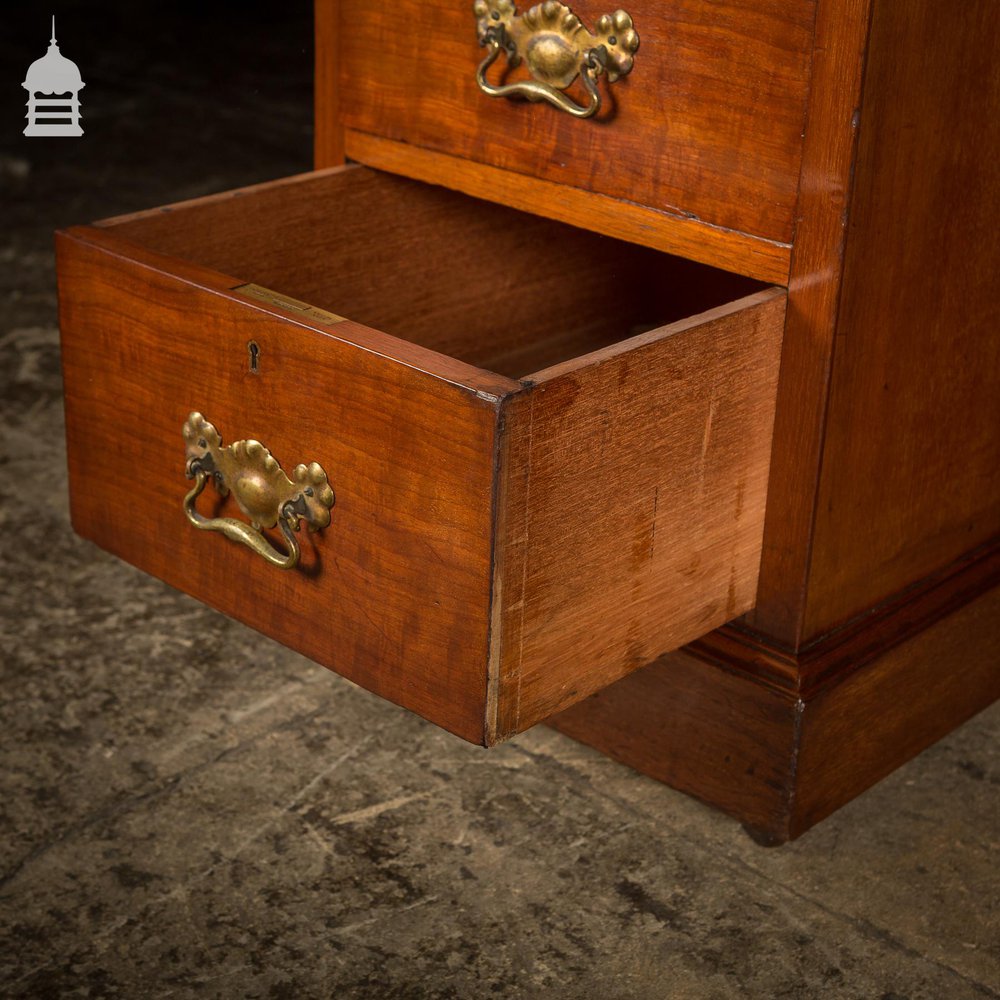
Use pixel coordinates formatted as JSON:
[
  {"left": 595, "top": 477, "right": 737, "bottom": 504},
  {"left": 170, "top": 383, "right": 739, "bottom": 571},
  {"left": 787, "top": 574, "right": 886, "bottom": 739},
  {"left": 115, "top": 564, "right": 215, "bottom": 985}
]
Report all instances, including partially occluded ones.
[{"left": 233, "top": 283, "right": 347, "bottom": 326}]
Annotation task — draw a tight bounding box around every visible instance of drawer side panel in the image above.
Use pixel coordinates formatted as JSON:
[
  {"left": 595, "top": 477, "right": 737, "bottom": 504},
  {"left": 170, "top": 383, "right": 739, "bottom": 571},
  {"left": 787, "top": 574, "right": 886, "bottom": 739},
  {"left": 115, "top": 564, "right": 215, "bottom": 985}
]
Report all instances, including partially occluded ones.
[{"left": 493, "top": 290, "right": 786, "bottom": 738}]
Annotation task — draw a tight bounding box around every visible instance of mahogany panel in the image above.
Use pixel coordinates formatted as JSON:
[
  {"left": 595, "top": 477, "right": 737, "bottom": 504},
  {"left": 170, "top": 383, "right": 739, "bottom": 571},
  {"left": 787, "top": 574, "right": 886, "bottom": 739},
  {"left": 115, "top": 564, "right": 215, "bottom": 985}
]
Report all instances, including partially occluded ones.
[
  {"left": 314, "top": 0, "right": 344, "bottom": 168},
  {"left": 338, "top": 0, "right": 815, "bottom": 243},
  {"left": 549, "top": 649, "right": 800, "bottom": 837},
  {"left": 801, "top": 0, "right": 1000, "bottom": 637},
  {"left": 57, "top": 229, "right": 508, "bottom": 745},
  {"left": 794, "top": 583, "right": 1000, "bottom": 837},
  {"left": 745, "top": 0, "right": 874, "bottom": 646},
  {"left": 692, "top": 539, "right": 1000, "bottom": 691},
  {"left": 492, "top": 290, "right": 786, "bottom": 738},
  {"left": 553, "top": 561, "right": 1000, "bottom": 842}
]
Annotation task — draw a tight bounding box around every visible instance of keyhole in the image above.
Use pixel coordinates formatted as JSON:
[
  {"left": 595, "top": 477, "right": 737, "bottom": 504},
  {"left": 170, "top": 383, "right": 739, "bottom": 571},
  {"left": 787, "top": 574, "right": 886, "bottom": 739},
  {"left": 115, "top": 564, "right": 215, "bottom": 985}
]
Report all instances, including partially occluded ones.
[{"left": 248, "top": 340, "right": 260, "bottom": 374}]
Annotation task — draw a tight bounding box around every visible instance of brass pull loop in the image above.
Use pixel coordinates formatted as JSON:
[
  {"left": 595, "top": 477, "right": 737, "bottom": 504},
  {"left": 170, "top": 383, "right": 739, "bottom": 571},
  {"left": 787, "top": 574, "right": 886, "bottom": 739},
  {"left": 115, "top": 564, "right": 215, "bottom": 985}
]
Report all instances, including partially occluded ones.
[
  {"left": 473, "top": 1, "right": 638, "bottom": 120},
  {"left": 182, "top": 412, "right": 335, "bottom": 571},
  {"left": 182, "top": 471, "right": 305, "bottom": 569},
  {"left": 475, "top": 34, "right": 602, "bottom": 119}
]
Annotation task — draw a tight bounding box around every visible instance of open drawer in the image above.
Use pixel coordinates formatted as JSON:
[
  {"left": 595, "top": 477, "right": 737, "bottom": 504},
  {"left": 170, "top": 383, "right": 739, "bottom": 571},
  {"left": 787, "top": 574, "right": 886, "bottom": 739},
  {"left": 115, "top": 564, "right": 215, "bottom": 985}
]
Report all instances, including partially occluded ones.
[{"left": 57, "top": 165, "right": 785, "bottom": 745}]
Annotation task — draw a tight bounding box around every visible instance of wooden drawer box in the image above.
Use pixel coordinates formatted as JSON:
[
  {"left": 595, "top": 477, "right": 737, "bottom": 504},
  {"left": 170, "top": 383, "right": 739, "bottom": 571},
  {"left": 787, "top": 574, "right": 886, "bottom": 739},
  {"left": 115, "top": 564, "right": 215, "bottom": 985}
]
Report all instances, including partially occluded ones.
[{"left": 57, "top": 165, "right": 784, "bottom": 745}]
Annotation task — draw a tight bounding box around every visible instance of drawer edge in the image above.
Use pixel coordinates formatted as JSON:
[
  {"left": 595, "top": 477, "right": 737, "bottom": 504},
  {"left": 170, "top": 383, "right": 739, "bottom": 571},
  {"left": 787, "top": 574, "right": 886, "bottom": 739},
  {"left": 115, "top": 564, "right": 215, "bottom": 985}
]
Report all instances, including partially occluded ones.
[{"left": 56, "top": 225, "right": 523, "bottom": 403}]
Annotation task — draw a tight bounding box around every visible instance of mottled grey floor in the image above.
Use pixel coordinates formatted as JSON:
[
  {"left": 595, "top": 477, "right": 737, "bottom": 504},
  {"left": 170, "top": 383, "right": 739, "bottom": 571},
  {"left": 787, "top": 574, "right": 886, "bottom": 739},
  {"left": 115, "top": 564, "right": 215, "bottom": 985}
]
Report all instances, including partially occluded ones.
[{"left": 1, "top": 4, "right": 998, "bottom": 998}]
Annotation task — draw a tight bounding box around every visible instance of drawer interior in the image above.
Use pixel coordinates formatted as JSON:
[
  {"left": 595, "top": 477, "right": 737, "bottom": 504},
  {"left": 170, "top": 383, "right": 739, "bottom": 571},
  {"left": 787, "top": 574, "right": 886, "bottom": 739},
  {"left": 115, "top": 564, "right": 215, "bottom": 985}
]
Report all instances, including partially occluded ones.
[{"left": 100, "top": 165, "right": 765, "bottom": 379}]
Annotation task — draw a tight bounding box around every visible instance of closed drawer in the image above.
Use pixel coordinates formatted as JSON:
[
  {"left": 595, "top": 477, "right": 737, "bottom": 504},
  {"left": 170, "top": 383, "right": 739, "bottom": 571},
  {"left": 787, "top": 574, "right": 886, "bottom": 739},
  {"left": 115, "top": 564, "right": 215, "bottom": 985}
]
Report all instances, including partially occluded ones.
[
  {"left": 57, "top": 165, "right": 784, "bottom": 745},
  {"left": 333, "top": 0, "right": 815, "bottom": 277}
]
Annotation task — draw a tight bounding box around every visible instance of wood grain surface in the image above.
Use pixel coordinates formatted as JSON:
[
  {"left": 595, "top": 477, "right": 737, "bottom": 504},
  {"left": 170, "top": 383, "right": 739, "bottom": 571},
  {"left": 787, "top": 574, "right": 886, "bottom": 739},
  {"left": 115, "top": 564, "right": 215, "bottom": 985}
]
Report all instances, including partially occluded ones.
[
  {"left": 553, "top": 566, "right": 1000, "bottom": 842},
  {"left": 801, "top": 0, "right": 1000, "bottom": 638},
  {"left": 343, "top": 130, "right": 792, "bottom": 284},
  {"left": 744, "top": 0, "right": 875, "bottom": 646},
  {"left": 491, "top": 290, "right": 786, "bottom": 739},
  {"left": 549, "top": 647, "right": 801, "bottom": 837},
  {"left": 692, "top": 540, "right": 1000, "bottom": 691},
  {"left": 60, "top": 169, "right": 782, "bottom": 745},
  {"left": 793, "top": 582, "right": 1000, "bottom": 837},
  {"left": 337, "top": 0, "right": 815, "bottom": 244},
  {"left": 58, "top": 229, "right": 508, "bottom": 745},
  {"left": 314, "top": 0, "right": 344, "bottom": 168},
  {"left": 101, "top": 164, "right": 763, "bottom": 379}
]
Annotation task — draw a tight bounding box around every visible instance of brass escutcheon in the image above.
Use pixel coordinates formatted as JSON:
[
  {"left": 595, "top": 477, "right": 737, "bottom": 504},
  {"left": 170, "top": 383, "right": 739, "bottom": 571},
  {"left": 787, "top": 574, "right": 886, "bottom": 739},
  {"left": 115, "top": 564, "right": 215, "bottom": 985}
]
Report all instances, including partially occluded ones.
[
  {"left": 182, "top": 412, "right": 335, "bottom": 570},
  {"left": 473, "top": 0, "right": 638, "bottom": 119}
]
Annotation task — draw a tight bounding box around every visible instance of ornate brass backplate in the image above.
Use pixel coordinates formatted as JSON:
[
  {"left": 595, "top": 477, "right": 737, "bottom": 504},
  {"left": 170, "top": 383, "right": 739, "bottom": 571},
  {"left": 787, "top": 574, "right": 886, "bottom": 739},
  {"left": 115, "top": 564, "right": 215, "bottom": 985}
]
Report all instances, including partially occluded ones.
[
  {"left": 182, "top": 412, "right": 335, "bottom": 570},
  {"left": 474, "top": 0, "right": 639, "bottom": 118}
]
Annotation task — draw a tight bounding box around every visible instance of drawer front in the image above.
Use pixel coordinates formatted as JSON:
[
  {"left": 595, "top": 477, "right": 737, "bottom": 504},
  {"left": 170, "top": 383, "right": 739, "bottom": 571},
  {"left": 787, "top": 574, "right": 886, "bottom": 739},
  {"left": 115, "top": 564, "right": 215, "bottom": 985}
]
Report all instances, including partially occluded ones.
[
  {"left": 57, "top": 232, "right": 508, "bottom": 745},
  {"left": 58, "top": 168, "right": 785, "bottom": 746},
  {"left": 338, "top": 0, "right": 815, "bottom": 245}
]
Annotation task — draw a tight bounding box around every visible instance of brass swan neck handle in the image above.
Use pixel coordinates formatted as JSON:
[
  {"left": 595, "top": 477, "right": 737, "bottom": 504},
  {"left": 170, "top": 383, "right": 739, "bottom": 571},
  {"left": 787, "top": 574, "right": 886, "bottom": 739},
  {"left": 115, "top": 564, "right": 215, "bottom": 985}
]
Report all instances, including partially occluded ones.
[
  {"left": 473, "top": 0, "right": 639, "bottom": 120},
  {"left": 182, "top": 412, "right": 335, "bottom": 570}
]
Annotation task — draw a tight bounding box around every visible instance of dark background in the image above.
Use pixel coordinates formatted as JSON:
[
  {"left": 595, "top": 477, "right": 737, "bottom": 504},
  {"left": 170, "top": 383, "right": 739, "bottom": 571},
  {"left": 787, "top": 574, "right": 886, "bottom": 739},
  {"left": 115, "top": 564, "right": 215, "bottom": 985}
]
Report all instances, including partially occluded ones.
[{"left": 2, "top": 1, "right": 313, "bottom": 236}]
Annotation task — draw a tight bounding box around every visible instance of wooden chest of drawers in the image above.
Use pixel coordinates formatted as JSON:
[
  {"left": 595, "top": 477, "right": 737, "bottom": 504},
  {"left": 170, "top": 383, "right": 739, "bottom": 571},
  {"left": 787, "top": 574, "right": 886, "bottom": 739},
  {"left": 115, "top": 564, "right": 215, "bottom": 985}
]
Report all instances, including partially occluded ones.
[{"left": 58, "top": 0, "right": 999, "bottom": 841}]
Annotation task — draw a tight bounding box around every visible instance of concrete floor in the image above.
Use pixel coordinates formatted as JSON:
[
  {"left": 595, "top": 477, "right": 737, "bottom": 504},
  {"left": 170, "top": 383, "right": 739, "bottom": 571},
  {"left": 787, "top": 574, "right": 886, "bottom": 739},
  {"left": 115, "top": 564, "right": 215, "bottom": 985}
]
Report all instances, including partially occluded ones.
[{"left": 1, "top": 4, "right": 998, "bottom": 997}]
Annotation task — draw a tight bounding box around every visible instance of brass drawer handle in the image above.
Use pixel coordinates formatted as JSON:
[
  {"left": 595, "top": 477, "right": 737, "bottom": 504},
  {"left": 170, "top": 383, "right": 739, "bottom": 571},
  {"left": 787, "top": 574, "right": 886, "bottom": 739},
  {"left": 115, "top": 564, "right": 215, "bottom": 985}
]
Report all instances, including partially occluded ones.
[
  {"left": 182, "top": 412, "right": 335, "bottom": 570},
  {"left": 474, "top": 0, "right": 638, "bottom": 120}
]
